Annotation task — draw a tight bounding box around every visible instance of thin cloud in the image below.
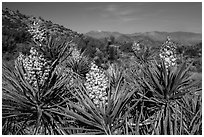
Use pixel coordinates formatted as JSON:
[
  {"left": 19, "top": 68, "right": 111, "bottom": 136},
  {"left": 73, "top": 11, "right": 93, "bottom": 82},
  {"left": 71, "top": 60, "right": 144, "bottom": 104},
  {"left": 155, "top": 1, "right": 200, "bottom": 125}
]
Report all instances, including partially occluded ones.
[
  {"left": 103, "top": 4, "right": 136, "bottom": 15},
  {"left": 105, "top": 4, "right": 118, "bottom": 12},
  {"left": 101, "top": 4, "right": 139, "bottom": 22},
  {"left": 86, "top": 3, "right": 142, "bottom": 22}
]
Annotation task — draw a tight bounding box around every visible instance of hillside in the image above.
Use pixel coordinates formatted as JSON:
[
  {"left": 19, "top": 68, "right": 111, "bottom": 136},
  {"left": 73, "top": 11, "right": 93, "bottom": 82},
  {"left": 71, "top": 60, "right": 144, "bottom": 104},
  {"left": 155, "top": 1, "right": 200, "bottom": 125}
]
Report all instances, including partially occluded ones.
[
  {"left": 2, "top": 9, "right": 82, "bottom": 48},
  {"left": 2, "top": 8, "right": 82, "bottom": 36},
  {"left": 2, "top": 8, "right": 82, "bottom": 49},
  {"left": 2, "top": 8, "right": 83, "bottom": 68}
]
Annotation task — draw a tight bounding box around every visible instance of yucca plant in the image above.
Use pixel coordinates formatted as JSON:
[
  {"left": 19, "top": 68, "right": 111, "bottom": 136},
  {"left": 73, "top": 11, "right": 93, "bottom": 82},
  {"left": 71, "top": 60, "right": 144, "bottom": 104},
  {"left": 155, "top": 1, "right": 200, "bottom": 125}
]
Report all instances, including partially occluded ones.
[
  {"left": 55, "top": 66, "right": 141, "bottom": 135},
  {"left": 2, "top": 38, "right": 74, "bottom": 135},
  {"left": 132, "top": 41, "right": 155, "bottom": 65},
  {"left": 137, "top": 60, "right": 201, "bottom": 135},
  {"left": 63, "top": 48, "right": 91, "bottom": 78}
]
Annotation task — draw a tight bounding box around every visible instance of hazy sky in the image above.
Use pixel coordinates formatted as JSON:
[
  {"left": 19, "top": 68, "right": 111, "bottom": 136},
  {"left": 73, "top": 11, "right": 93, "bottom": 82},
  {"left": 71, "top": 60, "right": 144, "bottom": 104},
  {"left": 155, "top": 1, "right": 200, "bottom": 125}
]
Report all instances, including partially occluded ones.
[{"left": 2, "top": 2, "right": 202, "bottom": 34}]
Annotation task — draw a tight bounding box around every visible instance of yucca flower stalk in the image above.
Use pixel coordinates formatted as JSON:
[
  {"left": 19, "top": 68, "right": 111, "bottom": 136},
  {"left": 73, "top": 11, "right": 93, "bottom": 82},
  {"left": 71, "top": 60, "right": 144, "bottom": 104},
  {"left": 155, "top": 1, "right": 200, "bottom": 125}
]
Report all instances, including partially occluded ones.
[
  {"left": 159, "top": 36, "right": 177, "bottom": 69},
  {"left": 84, "top": 62, "right": 108, "bottom": 107},
  {"left": 17, "top": 47, "right": 50, "bottom": 90},
  {"left": 28, "top": 20, "right": 47, "bottom": 45}
]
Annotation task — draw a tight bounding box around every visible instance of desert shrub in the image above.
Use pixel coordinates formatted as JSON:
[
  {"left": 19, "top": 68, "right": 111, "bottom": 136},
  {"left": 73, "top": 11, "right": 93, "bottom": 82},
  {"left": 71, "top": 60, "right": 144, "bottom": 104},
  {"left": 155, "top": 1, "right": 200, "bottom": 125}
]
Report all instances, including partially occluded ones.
[{"left": 119, "top": 42, "right": 134, "bottom": 53}]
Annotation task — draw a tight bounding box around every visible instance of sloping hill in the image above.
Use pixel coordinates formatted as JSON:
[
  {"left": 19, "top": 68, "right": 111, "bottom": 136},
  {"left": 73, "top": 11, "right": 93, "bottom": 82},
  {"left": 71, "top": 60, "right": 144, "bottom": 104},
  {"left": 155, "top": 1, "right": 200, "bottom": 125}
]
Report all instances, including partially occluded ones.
[
  {"left": 2, "top": 8, "right": 83, "bottom": 68},
  {"left": 2, "top": 8, "right": 82, "bottom": 44}
]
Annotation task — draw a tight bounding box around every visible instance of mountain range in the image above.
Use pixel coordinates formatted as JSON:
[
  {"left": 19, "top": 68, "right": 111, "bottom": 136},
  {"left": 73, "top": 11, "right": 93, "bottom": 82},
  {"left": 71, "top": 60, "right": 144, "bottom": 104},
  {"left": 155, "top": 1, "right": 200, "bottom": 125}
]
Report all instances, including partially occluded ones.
[
  {"left": 2, "top": 7, "right": 202, "bottom": 49},
  {"left": 85, "top": 30, "right": 202, "bottom": 46},
  {"left": 2, "top": 8, "right": 202, "bottom": 73}
]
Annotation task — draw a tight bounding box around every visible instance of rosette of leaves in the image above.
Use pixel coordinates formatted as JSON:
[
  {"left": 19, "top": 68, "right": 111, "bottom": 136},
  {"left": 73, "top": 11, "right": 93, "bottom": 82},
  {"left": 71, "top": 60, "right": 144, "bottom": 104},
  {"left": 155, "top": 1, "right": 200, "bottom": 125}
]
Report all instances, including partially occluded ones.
[
  {"left": 28, "top": 19, "right": 47, "bottom": 45},
  {"left": 2, "top": 36, "right": 74, "bottom": 135},
  {"left": 62, "top": 47, "right": 91, "bottom": 78},
  {"left": 56, "top": 67, "right": 140, "bottom": 135},
  {"left": 137, "top": 60, "right": 201, "bottom": 135}
]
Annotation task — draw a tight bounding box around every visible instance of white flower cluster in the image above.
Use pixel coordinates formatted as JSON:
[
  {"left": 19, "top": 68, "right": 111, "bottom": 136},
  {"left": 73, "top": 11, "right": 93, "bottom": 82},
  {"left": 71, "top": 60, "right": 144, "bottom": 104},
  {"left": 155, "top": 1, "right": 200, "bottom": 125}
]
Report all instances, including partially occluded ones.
[
  {"left": 159, "top": 36, "right": 177, "bottom": 68},
  {"left": 17, "top": 47, "right": 50, "bottom": 89},
  {"left": 132, "top": 41, "right": 147, "bottom": 56},
  {"left": 28, "top": 20, "right": 47, "bottom": 45},
  {"left": 84, "top": 63, "right": 108, "bottom": 107},
  {"left": 132, "top": 41, "right": 141, "bottom": 52},
  {"left": 131, "top": 41, "right": 149, "bottom": 64}
]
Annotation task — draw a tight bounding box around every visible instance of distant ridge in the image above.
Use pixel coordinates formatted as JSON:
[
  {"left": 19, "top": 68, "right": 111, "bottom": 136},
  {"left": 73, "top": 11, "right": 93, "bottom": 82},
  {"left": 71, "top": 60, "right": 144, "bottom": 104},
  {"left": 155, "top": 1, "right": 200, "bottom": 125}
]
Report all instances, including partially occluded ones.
[
  {"left": 85, "top": 30, "right": 202, "bottom": 46},
  {"left": 2, "top": 7, "right": 202, "bottom": 47}
]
